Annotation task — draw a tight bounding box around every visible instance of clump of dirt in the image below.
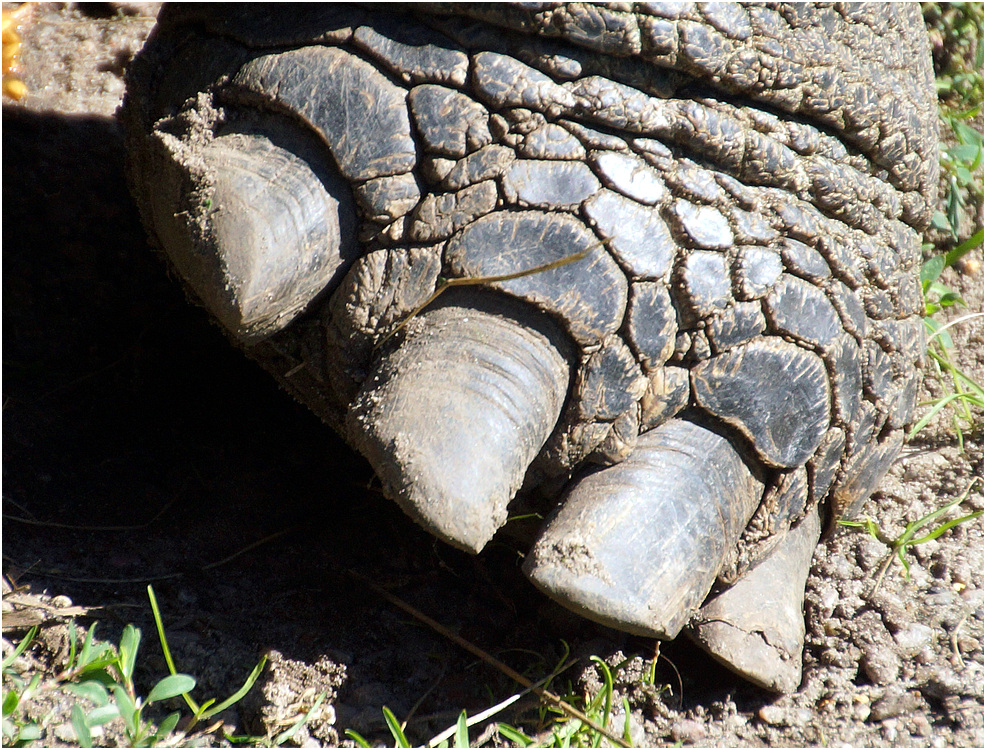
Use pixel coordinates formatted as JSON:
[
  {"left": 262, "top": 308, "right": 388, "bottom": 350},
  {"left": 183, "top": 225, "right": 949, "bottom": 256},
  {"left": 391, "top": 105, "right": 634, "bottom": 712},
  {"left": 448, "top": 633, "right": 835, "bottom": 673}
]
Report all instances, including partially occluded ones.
[{"left": 3, "top": 5, "right": 983, "bottom": 748}]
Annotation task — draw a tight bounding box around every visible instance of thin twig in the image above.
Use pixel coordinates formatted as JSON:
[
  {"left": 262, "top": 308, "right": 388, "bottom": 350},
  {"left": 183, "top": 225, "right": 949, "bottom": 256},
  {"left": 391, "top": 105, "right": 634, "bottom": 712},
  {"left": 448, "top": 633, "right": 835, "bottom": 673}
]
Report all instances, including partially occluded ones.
[
  {"left": 950, "top": 610, "right": 971, "bottom": 667},
  {"left": 401, "top": 664, "right": 448, "bottom": 733},
  {"left": 925, "top": 311, "right": 985, "bottom": 343},
  {"left": 375, "top": 246, "right": 596, "bottom": 349},
  {"left": 3, "top": 527, "right": 295, "bottom": 585},
  {"left": 351, "top": 571, "right": 632, "bottom": 748},
  {"left": 199, "top": 528, "right": 294, "bottom": 571},
  {"left": 2, "top": 494, "right": 180, "bottom": 532}
]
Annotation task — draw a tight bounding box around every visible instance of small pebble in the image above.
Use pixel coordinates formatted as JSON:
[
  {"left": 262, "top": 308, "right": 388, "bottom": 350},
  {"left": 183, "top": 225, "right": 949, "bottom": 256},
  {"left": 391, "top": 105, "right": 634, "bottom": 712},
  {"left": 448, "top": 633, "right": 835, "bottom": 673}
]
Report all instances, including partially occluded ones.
[
  {"left": 608, "top": 711, "right": 646, "bottom": 747},
  {"left": 54, "top": 723, "right": 77, "bottom": 743},
  {"left": 960, "top": 586, "right": 983, "bottom": 603},
  {"left": 821, "top": 647, "right": 853, "bottom": 668},
  {"left": 758, "top": 705, "right": 786, "bottom": 726},
  {"left": 908, "top": 563, "right": 931, "bottom": 586},
  {"left": 916, "top": 646, "right": 937, "bottom": 665},
  {"left": 51, "top": 595, "right": 73, "bottom": 608},
  {"left": 671, "top": 719, "right": 707, "bottom": 744},
  {"left": 793, "top": 708, "right": 814, "bottom": 726},
  {"left": 911, "top": 715, "right": 933, "bottom": 737},
  {"left": 726, "top": 714, "right": 747, "bottom": 731},
  {"left": 818, "top": 586, "right": 839, "bottom": 617},
  {"left": 912, "top": 538, "right": 939, "bottom": 562},
  {"left": 862, "top": 644, "right": 901, "bottom": 685},
  {"left": 956, "top": 634, "right": 979, "bottom": 653},
  {"left": 828, "top": 554, "right": 855, "bottom": 580},
  {"left": 856, "top": 538, "right": 886, "bottom": 569},
  {"left": 882, "top": 719, "right": 898, "bottom": 742},
  {"left": 870, "top": 687, "right": 922, "bottom": 720},
  {"left": 894, "top": 623, "right": 935, "bottom": 656}
]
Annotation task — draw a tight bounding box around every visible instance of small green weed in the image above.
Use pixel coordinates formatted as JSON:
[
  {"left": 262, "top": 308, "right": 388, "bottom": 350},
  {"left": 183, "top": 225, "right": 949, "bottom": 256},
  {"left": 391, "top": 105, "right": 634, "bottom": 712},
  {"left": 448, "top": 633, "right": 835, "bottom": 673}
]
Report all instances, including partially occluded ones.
[
  {"left": 925, "top": 2, "right": 984, "bottom": 112},
  {"left": 496, "top": 657, "right": 632, "bottom": 748},
  {"left": 343, "top": 646, "right": 651, "bottom": 748},
  {"left": 3, "top": 619, "right": 195, "bottom": 748},
  {"left": 840, "top": 479, "right": 983, "bottom": 594},
  {"left": 913, "top": 232, "right": 985, "bottom": 445},
  {"left": 931, "top": 114, "right": 983, "bottom": 244},
  {"left": 915, "top": 1, "right": 984, "bottom": 447},
  {"left": 0, "top": 586, "right": 300, "bottom": 748},
  {"left": 2, "top": 625, "right": 44, "bottom": 746}
]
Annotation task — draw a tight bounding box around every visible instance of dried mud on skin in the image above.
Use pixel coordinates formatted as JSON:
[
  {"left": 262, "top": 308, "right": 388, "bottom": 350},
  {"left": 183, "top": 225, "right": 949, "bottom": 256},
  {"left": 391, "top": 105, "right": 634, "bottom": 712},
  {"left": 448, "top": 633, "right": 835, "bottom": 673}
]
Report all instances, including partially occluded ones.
[{"left": 2, "top": 6, "right": 983, "bottom": 748}]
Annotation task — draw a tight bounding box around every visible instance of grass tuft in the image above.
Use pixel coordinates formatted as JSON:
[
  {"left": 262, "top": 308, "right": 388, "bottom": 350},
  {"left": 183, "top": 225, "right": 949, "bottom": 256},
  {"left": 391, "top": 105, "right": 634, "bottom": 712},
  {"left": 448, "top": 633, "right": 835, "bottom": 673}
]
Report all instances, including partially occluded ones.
[
  {"left": 840, "top": 479, "right": 983, "bottom": 595},
  {"left": 1, "top": 586, "right": 319, "bottom": 748}
]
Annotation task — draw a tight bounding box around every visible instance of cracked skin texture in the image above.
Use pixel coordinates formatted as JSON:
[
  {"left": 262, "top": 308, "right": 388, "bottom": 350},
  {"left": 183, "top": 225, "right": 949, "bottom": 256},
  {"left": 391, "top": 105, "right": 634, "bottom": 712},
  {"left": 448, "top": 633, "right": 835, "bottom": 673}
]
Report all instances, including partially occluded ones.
[{"left": 122, "top": 2, "right": 938, "bottom": 646}]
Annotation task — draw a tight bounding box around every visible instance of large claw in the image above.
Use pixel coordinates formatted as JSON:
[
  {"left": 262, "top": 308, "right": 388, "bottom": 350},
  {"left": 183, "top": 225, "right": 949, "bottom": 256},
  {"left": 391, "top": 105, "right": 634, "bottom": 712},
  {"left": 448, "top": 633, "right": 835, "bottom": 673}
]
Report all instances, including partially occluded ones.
[
  {"left": 686, "top": 506, "right": 821, "bottom": 694},
  {"left": 146, "top": 124, "right": 357, "bottom": 342},
  {"left": 348, "top": 293, "right": 571, "bottom": 554},
  {"left": 524, "top": 419, "right": 764, "bottom": 640}
]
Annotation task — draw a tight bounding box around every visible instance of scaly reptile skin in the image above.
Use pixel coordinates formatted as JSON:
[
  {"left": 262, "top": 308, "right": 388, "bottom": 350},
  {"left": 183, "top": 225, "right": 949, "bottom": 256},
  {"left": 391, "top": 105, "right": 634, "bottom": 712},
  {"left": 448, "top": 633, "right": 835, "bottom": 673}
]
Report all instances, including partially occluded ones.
[{"left": 122, "top": 3, "right": 937, "bottom": 692}]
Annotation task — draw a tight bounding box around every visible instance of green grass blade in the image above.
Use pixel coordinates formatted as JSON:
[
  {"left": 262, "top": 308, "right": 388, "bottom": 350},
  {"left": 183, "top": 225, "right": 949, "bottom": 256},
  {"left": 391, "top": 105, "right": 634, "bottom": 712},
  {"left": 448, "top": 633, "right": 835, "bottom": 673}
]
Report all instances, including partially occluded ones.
[
  {"left": 147, "top": 585, "right": 200, "bottom": 715},
  {"left": 497, "top": 724, "right": 535, "bottom": 746},
  {"left": 382, "top": 706, "right": 411, "bottom": 748},
  {"left": 895, "top": 495, "right": 965, "bottom": 549},
  {"left": 945, "top": 227, "right": 984, "bottom": 264},
  {"left": 2, "top": 626, "right": 37, "bottom": 672},
  {"left": 907, "top": 392, "right": 963, "bottom": 438},
  {"left": 622, "top": 696, "right": 632, "bottom": 744},
  {"left": 588, "top": 657, "right": 614, "bottom": 748},
  {"left": 273, "top": 691, "right": 325, "bottom": 746},
  {"left": 147, "top": 586, "right": 178, "bottom": 675},
  {"left": 897, "top": 548, "right": 912, "bottom": 580},
  {"left": 71, "top": 704, "right": 93, "bottom": 748},
  {"left": 345, "top": 728, "right": 373, "bottom": 747},
  {"left": 195, "top": 655, "right": 267, "bottom": 719},
  {"left": 453, "top": 710, "right": 469, "bottom": 748},
  {"left": 907, "top": 510, "right": 983, "bottom": 546}
]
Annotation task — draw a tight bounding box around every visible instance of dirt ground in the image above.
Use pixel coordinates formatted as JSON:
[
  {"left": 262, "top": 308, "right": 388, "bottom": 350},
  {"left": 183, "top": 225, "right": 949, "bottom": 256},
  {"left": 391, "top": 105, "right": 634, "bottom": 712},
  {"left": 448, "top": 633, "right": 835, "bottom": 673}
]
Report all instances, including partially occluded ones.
[{"left": 2, "top": 5, "right": 983, "bottom": 748}]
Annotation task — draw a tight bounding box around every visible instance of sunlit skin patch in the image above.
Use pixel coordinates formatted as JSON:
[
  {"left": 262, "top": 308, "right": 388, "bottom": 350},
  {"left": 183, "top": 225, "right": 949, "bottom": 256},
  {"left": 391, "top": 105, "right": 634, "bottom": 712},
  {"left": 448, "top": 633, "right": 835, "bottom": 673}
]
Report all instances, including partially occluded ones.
[{"left": 3, "top": 3, "right": 33, "bottom": 101}]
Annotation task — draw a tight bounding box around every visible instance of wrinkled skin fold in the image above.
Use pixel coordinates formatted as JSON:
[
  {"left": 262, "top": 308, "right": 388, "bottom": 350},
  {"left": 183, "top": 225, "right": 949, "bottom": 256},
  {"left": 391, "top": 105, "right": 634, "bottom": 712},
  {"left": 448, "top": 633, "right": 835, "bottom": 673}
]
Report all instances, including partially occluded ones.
[{"left": 122, "top": 3, "right": 937, "bottom": 692}]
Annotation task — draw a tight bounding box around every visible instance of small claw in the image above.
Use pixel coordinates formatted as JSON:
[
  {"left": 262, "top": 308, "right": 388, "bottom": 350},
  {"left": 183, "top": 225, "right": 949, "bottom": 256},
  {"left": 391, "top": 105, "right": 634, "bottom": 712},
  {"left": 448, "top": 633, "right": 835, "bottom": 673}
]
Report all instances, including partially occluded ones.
[
  {"left": 686, "top": 506, "right": 821, "bottom": 694},
  {"left": 151, "top": 126, "right": 357, "bottom": 342},
  {"left": 524, "top": 418, "right": 764, "bottom": 640},
  {"left": 348, "top": 293, "right": 570, "bottom": 554}
]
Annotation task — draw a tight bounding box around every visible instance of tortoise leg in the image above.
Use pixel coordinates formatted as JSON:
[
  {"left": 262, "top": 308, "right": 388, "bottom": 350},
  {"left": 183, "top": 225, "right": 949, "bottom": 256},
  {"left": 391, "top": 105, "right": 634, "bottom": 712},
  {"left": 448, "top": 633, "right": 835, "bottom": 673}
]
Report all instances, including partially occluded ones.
[
  {"left": 348, "top": 292, "right": 571, "bottom": 554},
  {"left": 524, "top": 419, "right": 764, "bottom": 640},
  {"left": 686, "top": 506, "right": 821, "bottom": 694}
]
